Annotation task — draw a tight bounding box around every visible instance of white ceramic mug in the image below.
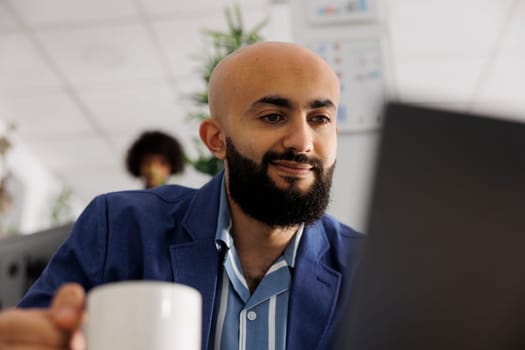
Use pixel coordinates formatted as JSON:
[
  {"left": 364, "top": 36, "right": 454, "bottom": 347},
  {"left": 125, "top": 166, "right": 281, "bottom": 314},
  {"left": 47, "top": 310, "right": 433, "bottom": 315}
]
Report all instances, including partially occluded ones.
[{"left": 85, "top": 281, "right": 202, "bottom": 350}]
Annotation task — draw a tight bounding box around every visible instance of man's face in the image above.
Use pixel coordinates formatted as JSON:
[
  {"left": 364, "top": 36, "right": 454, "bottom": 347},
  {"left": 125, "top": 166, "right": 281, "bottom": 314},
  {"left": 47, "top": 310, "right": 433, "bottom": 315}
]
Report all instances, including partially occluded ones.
[
  {"left": 223, "top": 54, "right": 339, "bottom": 226},
  {"left": 222, "top": 55, "right": 338, "bottom": 187},
  {"left": 225, "top": 137, "right": 335, "bottom": 227},
  {"left": 205, "top": 43, "right": 340, "bottom": 226}
]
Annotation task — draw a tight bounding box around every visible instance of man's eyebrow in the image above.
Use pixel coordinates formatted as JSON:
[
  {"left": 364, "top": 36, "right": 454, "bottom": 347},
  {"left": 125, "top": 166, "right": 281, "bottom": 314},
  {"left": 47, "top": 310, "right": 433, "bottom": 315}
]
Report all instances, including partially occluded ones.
[
  {"left": 249, "top": 96, "right": 293, "bottom": 110},
  {"left": 248, "top": 96, "right": 336, "bottom": 111},
  {"left": 309, "top": 99, "right": 336, "bottom": 109}
]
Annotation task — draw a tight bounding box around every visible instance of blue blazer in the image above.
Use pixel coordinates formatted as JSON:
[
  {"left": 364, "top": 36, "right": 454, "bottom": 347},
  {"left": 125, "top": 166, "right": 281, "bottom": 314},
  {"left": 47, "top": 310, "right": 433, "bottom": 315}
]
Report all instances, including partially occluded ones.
[{"left": 20, "top": 171, "right": 364, "bottom": 350}]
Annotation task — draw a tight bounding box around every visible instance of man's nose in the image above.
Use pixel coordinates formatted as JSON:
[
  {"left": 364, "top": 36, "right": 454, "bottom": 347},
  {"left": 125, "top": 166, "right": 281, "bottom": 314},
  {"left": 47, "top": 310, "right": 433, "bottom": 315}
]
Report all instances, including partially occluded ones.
[{"left": 281, "top": 118, "right": 313, "bottom": 153}]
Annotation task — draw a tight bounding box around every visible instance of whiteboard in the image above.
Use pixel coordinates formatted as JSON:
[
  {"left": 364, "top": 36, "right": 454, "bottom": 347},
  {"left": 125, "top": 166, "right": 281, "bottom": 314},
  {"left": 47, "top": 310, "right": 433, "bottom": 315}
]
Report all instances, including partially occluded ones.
[
  {"left": 306, "top": 0, "right": 376, "bottom": 24},
  {"left": 309, "top": 38, "right": 385, "bottom": 132}
]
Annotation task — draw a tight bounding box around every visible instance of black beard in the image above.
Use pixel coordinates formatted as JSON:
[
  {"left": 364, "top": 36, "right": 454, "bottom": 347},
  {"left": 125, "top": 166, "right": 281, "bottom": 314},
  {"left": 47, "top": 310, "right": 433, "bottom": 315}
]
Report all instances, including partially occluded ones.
[{"left": 225, "top": 137, "right": 334, "bottom": 228}]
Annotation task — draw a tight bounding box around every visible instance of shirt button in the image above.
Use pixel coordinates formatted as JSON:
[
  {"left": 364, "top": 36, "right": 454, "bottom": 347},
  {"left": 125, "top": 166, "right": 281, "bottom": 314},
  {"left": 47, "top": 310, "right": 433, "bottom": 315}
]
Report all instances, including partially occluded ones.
[{"left": 247, "top": 311, "right": 257, "bottom": 321}]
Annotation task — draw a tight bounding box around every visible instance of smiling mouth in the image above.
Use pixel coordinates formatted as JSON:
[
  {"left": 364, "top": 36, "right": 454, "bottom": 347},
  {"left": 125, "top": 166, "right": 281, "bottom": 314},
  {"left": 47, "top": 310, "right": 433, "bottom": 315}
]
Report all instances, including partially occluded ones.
[{"left": 271, "top": 160, "right": 314, "bottom": 177}]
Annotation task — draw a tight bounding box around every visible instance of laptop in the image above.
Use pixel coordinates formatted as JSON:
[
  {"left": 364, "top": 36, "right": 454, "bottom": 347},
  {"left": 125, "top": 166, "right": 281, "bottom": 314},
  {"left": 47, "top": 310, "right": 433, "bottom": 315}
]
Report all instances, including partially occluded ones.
[{"left": 337, "top": 102, "right": 525, "bottom": 349}]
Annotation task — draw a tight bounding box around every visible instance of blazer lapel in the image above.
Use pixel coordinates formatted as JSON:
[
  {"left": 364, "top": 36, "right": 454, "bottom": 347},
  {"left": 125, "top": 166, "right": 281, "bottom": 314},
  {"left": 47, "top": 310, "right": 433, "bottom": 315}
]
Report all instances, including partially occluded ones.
[
  {"left": 169, "top": 172, "right": 225, "bottom": 350},
  {"left": 287, "top": 223, "right": 343, "bottom": 350},
  {"left": 170, "top": 239, "right": 219, "bottom": 350}
]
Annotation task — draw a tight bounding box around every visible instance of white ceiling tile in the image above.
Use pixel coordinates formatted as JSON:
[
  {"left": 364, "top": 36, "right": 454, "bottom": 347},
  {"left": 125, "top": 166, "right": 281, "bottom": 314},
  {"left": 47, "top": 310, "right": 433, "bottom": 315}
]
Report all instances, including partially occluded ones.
[
  {"left": 78, "top": 79, "right": 203, "bottom": 160},
  {"left": 139, "top": 0, "right": 262, "bottom": 16},
  {"left": 10, "top": 0, "right": 139, "bottom": 26},
  {"left": 389, "top": 0, "right": 513, "bottom": 58},
  {"left": 27, "top": 133, "right": 116, "bottom": 172},
  {"left": 395, "top": 57, "right": 486, "bottom": 102},
  {"left": 35, "top": 23, "right": 165, "bottom": 86},
  {"left": 153, "top": 8, "right": 271, "bottom": 79},
  {"left": 0, "top": 33, "right": 62, "bottom": 92},
  {"left": 500, "top": 0, "right": 525, "bottom": 55},
  {"left": 0, "top": 92, "right": 93, "bottom": 138},
  {"left": 79, "top": 81, "right": 191, "bottom": 132},
  {"left": 152, "top": 16, "right": 217, "bottom": 79},
  {"left": 0, "top": 3, "right": 19, "bottom": 32}
]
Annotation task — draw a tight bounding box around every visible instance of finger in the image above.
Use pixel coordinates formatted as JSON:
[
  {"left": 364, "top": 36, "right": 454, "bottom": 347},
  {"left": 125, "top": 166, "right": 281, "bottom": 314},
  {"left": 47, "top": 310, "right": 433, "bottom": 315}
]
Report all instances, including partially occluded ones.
[
  {"left": 50, "top": 283, "right": 86, "bottom": 330},
  {"left": 0, "top": 308, "right": 69, "bottom": 348},
  {"left": 70, "top": 329, "right": 86, "bottom": 350}
]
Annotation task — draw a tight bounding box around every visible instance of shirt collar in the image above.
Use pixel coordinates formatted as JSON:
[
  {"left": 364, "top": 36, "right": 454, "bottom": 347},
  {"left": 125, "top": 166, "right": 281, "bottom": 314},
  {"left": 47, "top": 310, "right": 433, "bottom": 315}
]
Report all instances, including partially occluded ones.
[
  {"left": 283, "top": 223, "right": 304, "bottom": 268},
  {"left": 215, "top": 176, "right": 233, "bottom": 250}
]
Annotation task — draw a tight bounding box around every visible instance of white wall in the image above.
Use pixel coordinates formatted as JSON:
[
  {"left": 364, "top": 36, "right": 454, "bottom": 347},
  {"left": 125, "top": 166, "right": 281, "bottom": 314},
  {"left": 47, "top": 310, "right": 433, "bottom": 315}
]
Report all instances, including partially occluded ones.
[{"left": 329, "top": 130, "right": 380, "bottom": 232}]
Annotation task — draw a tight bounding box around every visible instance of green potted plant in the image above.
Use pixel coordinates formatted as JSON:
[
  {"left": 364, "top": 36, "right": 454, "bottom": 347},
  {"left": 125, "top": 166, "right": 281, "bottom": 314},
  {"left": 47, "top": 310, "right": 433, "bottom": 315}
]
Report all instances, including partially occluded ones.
[{"left": 187, "top": 3, "right": 268, "bottom": 176}]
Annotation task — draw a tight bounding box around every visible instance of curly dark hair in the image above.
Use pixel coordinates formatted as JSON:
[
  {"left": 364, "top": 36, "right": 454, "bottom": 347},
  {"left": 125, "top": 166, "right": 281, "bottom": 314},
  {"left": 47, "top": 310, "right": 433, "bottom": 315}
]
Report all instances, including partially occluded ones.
[{"left": 126, "top": 130, "right": 185, "bottom": 177}]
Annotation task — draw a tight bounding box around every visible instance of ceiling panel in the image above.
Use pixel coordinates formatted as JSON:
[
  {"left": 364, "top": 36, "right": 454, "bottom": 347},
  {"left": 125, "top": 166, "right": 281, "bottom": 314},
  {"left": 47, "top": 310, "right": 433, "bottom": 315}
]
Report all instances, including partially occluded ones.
[
  {"left": 0, "top": 3, "right": 19, "bottom": 33},
  {"left": 78, "top": 80, "right": 186, "bottom": 132},
  {"left": 0, "top": 91, "right": 93, "bottom": 138},
  {"left": 389, "top": 0, "right": 513, "bottom": 58},
  {"left": 152, "top": 7, "right": 270, "bottom": 79},
  {"left": 139, "top": 0, "right": 262, "bottom": 16},
  {"left": 153, "top": 14, "right": 216, "bottom": 79},
  {"left": 500, "top": 0, "right": 525, "bottom": 55},
  {"left": 27, "top": 133, "right": 117, "bottom": 173},
  {"left": 9, "top": 0, "right": 139, "bottom": 26},
  {"left": 35, "top": 23, "right": 165, "bottom": 87},
  {"left": 0, "top": 33, "right": 62, "bottom": 93}
]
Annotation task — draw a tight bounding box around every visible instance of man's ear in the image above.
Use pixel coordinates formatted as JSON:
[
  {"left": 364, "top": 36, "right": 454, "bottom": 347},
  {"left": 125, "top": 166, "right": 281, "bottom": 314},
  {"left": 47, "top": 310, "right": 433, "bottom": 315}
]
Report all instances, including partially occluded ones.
[{"left": 199, "top": 119, "right": 226, "bottom": 160}]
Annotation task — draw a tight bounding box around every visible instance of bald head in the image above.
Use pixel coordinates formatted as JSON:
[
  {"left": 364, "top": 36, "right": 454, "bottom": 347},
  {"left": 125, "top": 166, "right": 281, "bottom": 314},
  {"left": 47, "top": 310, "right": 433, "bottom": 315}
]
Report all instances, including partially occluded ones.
[{"left": 208, "top": 41, "right": 340, "bottom": 124}]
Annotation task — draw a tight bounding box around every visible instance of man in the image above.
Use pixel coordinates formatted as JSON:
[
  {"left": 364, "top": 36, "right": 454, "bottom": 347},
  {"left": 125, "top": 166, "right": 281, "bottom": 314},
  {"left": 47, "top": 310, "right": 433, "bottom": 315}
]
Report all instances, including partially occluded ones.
[
  {"left": 0, "top": 42, "right": 364, "bottom": 349},
  {"left": 125, "top": 130, "right": 186, "bottom": 189}
]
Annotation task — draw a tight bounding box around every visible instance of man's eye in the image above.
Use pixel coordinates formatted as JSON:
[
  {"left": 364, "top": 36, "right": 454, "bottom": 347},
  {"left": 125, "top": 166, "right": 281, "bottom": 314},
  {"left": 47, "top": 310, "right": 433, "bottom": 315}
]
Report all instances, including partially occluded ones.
[
  {"left": 310, "top": 115, "right": 331, "bottom": 124},
  {"left": 261, "top": 114, "right": 283, "bottom": 123}
]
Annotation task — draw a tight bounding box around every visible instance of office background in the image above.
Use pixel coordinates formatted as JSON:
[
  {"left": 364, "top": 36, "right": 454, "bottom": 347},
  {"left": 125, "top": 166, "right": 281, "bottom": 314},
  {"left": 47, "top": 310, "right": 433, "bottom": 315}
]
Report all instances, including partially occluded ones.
[{"left": 0, "top": 0, "right": 523, "bottom": 235}]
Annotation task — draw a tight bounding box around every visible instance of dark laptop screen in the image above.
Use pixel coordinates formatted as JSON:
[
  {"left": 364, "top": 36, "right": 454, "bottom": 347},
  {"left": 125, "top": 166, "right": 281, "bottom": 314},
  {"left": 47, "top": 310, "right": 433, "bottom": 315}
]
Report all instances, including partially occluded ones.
[{"left": 338, "top": 102, "right": 525, "bottom": 350}]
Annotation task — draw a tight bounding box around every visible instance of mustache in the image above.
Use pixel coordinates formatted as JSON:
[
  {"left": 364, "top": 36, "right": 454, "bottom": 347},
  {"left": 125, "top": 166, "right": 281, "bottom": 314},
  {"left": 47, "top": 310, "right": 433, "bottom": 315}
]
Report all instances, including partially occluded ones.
[{"left": 262, "top": 149, "right": 323, "bottom": 169}]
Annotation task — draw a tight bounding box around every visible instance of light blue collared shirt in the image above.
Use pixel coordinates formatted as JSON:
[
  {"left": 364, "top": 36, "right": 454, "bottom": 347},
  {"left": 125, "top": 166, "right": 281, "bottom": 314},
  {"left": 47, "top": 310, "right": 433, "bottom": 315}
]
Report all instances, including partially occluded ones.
[{"left": 209, "top": 179, "right": 304, "bottom": 350}]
